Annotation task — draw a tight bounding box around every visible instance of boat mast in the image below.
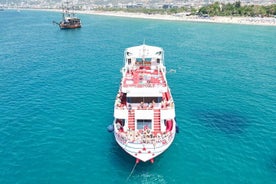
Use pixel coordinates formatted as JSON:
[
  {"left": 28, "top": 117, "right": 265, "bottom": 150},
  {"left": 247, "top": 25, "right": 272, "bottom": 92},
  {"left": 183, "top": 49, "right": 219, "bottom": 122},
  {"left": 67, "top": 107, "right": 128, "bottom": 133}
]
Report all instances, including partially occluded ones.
[
  {"left": 72, "top": 3, "right": 75, "bottom": 17},
  {"left": 61, "top": 3, "right": 65, "bottom": 19},
  {"left": 142, "top": 44, "right": 146, "bottom": 67},
  {"left": 63, "top": 0, "right": 70, "bottom": 17}
]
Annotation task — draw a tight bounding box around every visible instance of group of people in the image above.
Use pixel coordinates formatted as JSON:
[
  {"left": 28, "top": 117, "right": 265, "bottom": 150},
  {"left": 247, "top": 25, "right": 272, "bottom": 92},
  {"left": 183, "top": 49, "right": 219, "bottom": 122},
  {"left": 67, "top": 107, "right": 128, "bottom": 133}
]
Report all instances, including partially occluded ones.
[
  {"left": 116, "top": 127, "right": 172, "bottom": 146},
  {"left": 137, "top": 100, "right": 155, "bottom": 110},
  {"left": 125, "top": 98, "right": 174, "bottom": 111},
  {"left": 115, "top": 92, "right": 126, "bottom": 109},
  {"left": 161, "top": 99, "right": 174, "bottom": 109}
]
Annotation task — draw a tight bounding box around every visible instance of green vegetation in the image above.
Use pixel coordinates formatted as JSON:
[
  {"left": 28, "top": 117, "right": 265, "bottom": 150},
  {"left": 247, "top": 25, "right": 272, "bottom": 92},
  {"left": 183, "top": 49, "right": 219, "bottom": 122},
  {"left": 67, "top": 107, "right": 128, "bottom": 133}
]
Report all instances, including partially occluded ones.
[
  {"left": 198, "top": 1, "right": 276, "bottom": 17},
  {"left": 96, "top": 1, "right": 276, "bottom": 17}
]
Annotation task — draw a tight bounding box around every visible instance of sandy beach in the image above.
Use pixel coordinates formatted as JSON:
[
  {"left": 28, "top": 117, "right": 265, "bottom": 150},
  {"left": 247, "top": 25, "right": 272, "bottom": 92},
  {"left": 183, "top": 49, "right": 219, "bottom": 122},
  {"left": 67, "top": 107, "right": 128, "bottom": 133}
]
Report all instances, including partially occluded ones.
[
  {"left": 33, "top": 8, "right": 276, "bottom": 26},
  {"left": 79, "top": 10, "right": 276, "bottom": 27}
]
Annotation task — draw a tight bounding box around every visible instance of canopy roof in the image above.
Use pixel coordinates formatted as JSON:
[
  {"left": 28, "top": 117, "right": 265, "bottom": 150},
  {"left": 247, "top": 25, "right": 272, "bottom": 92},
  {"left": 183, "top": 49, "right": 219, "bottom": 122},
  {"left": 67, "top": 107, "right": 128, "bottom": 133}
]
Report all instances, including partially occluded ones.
[{"left": 125, "top": 44, "right": 163, "bottom": 59}]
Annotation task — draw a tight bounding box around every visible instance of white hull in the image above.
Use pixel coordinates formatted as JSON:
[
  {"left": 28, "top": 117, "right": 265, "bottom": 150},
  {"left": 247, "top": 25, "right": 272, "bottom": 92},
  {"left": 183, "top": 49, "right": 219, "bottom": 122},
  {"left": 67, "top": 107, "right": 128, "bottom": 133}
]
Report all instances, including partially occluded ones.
[{"left": 113, "top": 44, "right": 176, "bottom": 162}]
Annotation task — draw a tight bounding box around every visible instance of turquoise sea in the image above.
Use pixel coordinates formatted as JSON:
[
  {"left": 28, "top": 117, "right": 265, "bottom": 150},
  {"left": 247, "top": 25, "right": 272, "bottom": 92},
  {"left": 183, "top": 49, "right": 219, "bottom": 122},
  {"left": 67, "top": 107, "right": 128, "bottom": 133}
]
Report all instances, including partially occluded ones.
[{"left": 0, "top": 10, "right": 276, "bottom": 184}]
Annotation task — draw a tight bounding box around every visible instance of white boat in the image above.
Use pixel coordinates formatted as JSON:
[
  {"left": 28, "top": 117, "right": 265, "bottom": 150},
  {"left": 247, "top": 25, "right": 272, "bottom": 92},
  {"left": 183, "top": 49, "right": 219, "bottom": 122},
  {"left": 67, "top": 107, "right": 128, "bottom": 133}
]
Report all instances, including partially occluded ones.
[{"left": 113, "top": 44, "right": 176, "bottom": 163}]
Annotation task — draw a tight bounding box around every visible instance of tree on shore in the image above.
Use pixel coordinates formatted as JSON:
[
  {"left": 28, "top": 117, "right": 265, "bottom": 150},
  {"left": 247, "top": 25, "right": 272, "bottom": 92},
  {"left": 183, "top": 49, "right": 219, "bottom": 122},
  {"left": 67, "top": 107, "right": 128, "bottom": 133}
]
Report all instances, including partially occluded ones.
[
  {"left": 198, "top": 1, "right": 276, "bottom": 17},
  {"left": 97, "top": 1, "right": 276, "bottom": 18}
]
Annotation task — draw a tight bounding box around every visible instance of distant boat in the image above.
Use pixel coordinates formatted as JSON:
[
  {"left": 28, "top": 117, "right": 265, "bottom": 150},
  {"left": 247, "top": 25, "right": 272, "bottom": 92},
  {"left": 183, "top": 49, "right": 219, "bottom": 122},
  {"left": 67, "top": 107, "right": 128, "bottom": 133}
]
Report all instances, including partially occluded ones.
[
  {"left": 112, "top": 44, "right": 177, "bottom": 163},
  {"left": 53, "top": 1, "right": 81, "bottom": 29}
]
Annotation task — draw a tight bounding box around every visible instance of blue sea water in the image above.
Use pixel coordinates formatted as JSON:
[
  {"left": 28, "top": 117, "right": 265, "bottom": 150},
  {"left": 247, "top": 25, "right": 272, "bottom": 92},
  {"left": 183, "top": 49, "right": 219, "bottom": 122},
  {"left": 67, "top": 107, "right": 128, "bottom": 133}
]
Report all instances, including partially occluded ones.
[{"left": 0, "top": 10, "right": 276, "bottom": 184}]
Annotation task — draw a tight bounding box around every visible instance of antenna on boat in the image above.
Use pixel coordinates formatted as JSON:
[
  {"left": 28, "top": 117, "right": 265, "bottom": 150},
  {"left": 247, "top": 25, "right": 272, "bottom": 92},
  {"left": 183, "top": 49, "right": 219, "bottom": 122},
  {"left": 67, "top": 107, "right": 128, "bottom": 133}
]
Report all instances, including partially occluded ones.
[{"left": 142, "top": 43, "right": 146, "bottom": 66}]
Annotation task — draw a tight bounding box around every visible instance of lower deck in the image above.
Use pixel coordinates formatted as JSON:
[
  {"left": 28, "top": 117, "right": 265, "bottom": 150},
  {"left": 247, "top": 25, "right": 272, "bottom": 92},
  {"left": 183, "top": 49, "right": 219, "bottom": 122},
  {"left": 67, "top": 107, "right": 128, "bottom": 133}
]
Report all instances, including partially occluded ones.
[{"left": 114, "top": 108, "right": 174, "bottom": 145}]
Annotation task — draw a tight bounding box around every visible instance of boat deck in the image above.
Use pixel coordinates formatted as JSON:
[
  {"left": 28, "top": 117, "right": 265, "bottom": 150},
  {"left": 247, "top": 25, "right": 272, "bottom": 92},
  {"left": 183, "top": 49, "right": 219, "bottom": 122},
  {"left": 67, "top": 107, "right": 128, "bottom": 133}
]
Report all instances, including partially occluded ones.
[{"left": 123, "top": 66, "right": 166, "bottom": 88}]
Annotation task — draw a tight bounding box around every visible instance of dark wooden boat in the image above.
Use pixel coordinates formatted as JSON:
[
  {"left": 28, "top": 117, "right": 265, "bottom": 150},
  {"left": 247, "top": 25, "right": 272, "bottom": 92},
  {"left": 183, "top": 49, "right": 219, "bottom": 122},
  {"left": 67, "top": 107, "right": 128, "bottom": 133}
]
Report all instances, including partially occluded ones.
[{"left": 53, "top": 1, "right": 81, "bottom": 29}]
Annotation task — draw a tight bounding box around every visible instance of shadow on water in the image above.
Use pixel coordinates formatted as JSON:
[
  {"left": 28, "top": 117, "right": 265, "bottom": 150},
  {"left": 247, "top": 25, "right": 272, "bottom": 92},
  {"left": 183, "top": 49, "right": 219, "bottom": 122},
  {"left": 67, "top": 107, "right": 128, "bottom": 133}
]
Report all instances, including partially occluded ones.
[
  {"left": 272, "top": 158, "right": 276, "bottom": 171},
  {"left": 197, "top": 110, "right": 248, "bottom": 135},
  {"left": 267, "top": 155, "right": 276, "bottom": 173},
  {"left": 58, "top": 28, "right": 82, "bottom": 32}
]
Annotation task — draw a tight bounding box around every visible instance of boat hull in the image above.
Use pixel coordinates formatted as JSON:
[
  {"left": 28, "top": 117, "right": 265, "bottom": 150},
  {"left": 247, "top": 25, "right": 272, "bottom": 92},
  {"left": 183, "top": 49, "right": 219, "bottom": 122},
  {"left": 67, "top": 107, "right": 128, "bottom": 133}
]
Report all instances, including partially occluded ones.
[
  {"left": 114, "top": 119, "right": 176, "bottom": 162},
  {"left": 59, "top": 23, "right": 81, "bottom": 29}
]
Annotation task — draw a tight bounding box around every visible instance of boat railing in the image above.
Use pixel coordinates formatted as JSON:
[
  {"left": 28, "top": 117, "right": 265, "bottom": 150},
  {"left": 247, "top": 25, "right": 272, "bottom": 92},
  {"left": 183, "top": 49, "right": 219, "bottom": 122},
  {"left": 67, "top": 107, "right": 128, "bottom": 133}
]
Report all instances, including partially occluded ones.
[
  {"left": 115, "top": 103, "right": 174, "bottom": 110},
  {"left": 123, "top": 83, "right": 166, "bottom": 88},
  {"left": 115, "top": 101, "right": 174, "bottom": 110},
  {"left": 115, "top": 128, "right": 175, "bottom": 148}
]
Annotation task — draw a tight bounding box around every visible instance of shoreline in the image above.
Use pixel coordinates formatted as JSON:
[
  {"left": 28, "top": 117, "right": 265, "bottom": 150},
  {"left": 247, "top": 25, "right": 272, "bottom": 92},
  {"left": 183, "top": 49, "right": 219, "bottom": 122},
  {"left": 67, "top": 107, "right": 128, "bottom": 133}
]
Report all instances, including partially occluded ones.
[
  {"left": 24, "top": 8, "right": 276, "bottom": 27},
  {"left": 82, "top": 10, "right": 276, "bottom": 27}
]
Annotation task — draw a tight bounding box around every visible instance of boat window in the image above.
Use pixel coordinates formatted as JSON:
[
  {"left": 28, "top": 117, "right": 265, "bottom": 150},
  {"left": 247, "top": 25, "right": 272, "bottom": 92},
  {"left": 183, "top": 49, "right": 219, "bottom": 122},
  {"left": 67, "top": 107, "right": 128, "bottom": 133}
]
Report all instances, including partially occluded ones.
[
  {"left": 136, "top": 58, "right": 143, "bottom": 62},
  {"left": 137, "top": 120, "right": 152, "bottom": 130}
]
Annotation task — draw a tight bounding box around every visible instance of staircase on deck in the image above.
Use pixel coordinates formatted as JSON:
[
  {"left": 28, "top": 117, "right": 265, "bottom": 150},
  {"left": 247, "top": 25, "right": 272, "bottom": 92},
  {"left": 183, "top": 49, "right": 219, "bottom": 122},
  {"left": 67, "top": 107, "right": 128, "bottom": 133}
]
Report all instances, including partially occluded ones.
[
  {"left": 128, "top": 110, "right": 135, "bottom": 130},
  {"left": 154, "top": 109, "right": 161, "bottom": 133}
]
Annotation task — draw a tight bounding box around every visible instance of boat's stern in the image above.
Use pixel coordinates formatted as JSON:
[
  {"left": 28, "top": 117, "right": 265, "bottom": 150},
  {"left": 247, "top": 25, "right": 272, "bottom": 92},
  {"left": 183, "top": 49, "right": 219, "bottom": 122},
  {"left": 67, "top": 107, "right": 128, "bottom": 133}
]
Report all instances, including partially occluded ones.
[{"left": 114, "top": 118, "right": 176, "bottom": 162}]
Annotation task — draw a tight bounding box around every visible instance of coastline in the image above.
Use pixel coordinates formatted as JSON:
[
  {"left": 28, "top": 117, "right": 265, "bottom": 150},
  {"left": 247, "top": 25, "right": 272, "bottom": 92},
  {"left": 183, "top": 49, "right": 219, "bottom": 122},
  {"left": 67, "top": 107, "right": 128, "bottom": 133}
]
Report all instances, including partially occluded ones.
[
  {"left": 27, "top": 8, "right": 276, "bottom": 26},
  {"left": 82, "top": 10, "right": 276, "bottom": 27}
]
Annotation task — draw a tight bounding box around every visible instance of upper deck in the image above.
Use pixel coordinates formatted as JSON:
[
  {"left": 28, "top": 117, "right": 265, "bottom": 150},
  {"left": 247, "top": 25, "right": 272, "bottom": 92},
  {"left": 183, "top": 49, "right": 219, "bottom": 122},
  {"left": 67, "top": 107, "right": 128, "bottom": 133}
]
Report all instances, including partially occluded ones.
[
  {"left": 121, "top": 44, "right": 167, "bottom": 91},
  {"left": 123, "top": 66, "right": 166, "bottom": 88}
]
